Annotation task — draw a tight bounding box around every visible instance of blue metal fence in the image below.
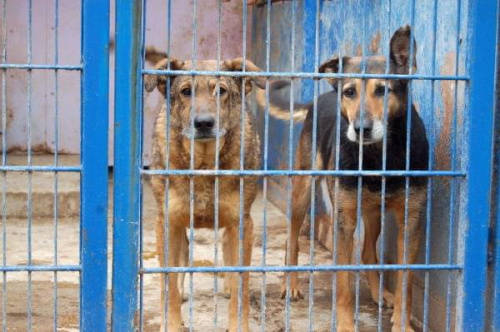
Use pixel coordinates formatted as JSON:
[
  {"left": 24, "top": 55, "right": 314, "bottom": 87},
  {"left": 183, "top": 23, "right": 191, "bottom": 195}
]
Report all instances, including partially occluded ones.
[
  {"left": 1, "top": 0, "right": 497, "bottom": 331},
  {"left": 109, "top": 1, "right": 498, "bottom": 332},
  {"left": 0, "top": 0, "right": 109, "bottom": 331}
]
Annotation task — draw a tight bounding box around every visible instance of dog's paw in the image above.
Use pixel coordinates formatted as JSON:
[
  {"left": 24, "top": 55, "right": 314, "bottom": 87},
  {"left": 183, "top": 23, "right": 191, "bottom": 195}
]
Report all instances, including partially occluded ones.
[
  {"left": 373, "top": 289, "right": 394, "bottom": 308},
  {"left": 220, "top": 280, "right": 231, "bottom": 299},
  {"left": 391, "top": 313, "right": 414, "bottom": 332},
  {"left": 280, "top": 285, "right": 304, "bottom": 301},
  {"left": 220, "top": 290, "right": 231, "bottom": 299},
  {"left": 383, "top": 291, "right": 395, "bottom": 308},
  {"left": 181, "top": 292, "right": 188, "bottom": 303}
]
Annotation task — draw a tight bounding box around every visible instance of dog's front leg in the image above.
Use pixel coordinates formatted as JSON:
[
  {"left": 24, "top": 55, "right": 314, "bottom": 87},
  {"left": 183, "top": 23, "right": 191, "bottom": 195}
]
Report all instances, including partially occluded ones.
[
  {"left": 390, "top": 191, "right": 424, "bottom": 332},
  {"left": 222, "top": 229, "right": 233, "bottom": 299},
  {"left": 225, "top": 214, "right": 253, "bottom": 332},
  {"left": 362, "top": 209, "right": 394, "bottom": 308},
  {"left": 281, "top": 175, "right": 311, "bottom": 301},
  {"left": 335, "top": 206, "right": 356, "bottom": 332},
  {"left": 157, "top": 217, "right": 184, "bottom": 332}
]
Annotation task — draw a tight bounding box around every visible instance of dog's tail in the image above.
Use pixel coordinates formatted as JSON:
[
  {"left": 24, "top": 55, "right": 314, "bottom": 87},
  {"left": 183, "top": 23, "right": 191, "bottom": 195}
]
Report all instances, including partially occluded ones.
[
  {"left": 255, "top": 81, "right": 309, "bottom": 123},
  {"left": 144, "top": 46, "right": 168, "bottom": 66}
]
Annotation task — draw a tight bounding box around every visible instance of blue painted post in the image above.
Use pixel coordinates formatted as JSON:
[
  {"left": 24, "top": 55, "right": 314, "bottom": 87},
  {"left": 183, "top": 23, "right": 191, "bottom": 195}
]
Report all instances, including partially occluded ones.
[
  {"left": 81, "top": 0, "right": 110, "bottom": 331},
  {"left": 460, "top": 0, "right": 499, "bottom": 330},
  {"left": 112, "top": 0, "right": 143, "bottom": 330},
  {"left": 490, "top": 9, "right": 500, "bottom": 331}
]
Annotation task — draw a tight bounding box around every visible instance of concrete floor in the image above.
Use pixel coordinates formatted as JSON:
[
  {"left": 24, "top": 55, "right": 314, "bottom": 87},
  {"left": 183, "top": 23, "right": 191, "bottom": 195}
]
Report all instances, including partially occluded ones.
[{"left": 0, "top": 156, "right": 418, "bottom": 331}]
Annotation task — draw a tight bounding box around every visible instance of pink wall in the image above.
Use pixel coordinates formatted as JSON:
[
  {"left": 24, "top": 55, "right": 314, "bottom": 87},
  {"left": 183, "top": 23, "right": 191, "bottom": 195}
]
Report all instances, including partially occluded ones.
[
  {"left": 0, "top": 0, "right": 252, "bottom": 164},
  {"left": 0, "top": 0, "right": 81, "bottom": 155}
]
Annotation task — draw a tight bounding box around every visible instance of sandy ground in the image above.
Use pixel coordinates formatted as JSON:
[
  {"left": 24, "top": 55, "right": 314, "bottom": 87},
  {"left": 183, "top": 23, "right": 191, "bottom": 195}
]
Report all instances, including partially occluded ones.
[{"left": 0, "top": 178, "right": 411, "bottom": 331}]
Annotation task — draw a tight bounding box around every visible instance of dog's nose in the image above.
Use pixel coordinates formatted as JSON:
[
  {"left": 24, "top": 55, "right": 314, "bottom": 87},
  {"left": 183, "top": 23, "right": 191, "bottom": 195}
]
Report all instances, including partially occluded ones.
[
  {"left": 353, "top": 117, "right": 373, "bottom": 136},
  {"left": 194, "top": 114, "right": 215, "bottom": 131}
]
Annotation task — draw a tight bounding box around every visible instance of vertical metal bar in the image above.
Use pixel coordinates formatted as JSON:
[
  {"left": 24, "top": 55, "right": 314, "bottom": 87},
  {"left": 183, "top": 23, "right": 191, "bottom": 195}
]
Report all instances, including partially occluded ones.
[
  {"left": 492, "top": 14, "right": 500, "bottom": 327},
  {"left": 260, "top": 2, "right": 272, "bottom": 331},
  {"left": 53, "top": 0, "right": 60, "bottom": 330},
  {"left": 422, "top": 1, "right": 439, "bottom": 331},
  {"left": 401, "top": 3, "right": 417, "bottom": 330},
  {"left": 26, "top": 1, "right": 33, "bottom": 329},
  {"left": 284, "top": 2, "right": 297, "bottom": 331},
  {"left": 188, "top": 2, "right": 198, "bottom": 330},
  {"left": 306, "top": 1, "right": 320, "bottom": 331},
  {"left": 139, "top": 1, "right": 147, "bottom": 331},
  {"left": 378, "top": 2, "right": 392, "bottom": 331},
  {"left": 81, "top": 0, "right": 109, "bottom": 331},
  {"left": 331, "top": 1, "right": 345, "bottom": 329},
  {"left": 493, "top": 8, "right": 500, "bottom": 325},
  {"left": 112, "top": 0, "right": 143, "bottom": 330},
  {"left": 212, "top": 0, "right": 222, "bottom": 329},
  {"left": 237, "top": 3, "right": 250, "bottom": 331},
  {"left": 354, "top": 2, "right": 369, "bottom": 330},
  {"left": 445, "top": 1, "right": 463, "bottom": 331},
  {"left": 0, "top": 0, "right": 6, "bottom": 330},
  {"left": 458, "top": 1, "right": 498, "bottom": 331},
  {"left": 162, "top": 0, "right": 173, "bottom": 330}
]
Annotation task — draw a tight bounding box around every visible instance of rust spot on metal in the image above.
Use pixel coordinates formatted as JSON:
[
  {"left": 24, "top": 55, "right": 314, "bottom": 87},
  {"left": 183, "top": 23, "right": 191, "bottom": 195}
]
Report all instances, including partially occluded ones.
[{"left": 370, "top": 32, "right": 381, "bottom": 54}]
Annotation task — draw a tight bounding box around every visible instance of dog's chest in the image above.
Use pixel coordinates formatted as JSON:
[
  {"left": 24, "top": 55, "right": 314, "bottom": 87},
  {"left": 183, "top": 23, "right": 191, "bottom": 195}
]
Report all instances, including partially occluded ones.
[{"left": 172, "top": 176, "right": 238, "bottom": 225}]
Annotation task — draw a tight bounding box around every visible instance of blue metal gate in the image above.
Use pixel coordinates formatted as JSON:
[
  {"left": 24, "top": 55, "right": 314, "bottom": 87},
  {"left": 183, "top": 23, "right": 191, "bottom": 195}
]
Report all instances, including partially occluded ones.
[
  {"left": 111, "top": 1, "right": 499, "bottom": 331},
  {"left": 0, "top": 0, "right": 109, "bottom": 331}
]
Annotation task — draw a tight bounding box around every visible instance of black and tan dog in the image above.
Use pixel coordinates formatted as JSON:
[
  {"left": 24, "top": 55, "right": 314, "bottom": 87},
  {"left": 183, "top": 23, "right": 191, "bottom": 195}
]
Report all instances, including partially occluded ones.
[
  {"left": 257, "top": 26, "right": 428, "bottom": 331},
  {"left": 145, "top": 48, "right": 265, "bottom": 332}
]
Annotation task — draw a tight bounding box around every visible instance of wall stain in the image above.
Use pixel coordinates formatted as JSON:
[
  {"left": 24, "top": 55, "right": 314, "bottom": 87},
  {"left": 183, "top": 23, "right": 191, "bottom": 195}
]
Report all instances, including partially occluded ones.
[{"left": 370, "top": 32, "right": 381, "bottom": 54}]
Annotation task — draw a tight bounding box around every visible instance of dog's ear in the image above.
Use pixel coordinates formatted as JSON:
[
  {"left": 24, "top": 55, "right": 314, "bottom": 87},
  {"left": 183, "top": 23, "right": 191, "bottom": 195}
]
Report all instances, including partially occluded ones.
[
  {"left": 144, "top": 56, "right": 185, "bottom": 95},
  {"left": 318, "top": 56, "right": 348, "bottom": 87},
  {"left": 144, "top": 46, "right": 168, "bottom": 67},
  {"left": 390, "top": 25, "right": 417, "bottom": 74},
  {"left": 223, "top": 58, "right": 266, "bottom": 94}
]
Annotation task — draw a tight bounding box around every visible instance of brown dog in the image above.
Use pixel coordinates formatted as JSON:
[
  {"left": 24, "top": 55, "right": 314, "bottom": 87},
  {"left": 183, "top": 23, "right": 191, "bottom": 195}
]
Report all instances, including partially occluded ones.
[
  {"left": 257, "top": 26, "right": 428, "bottom": 331},
  {"left": 145, "top": 49, "right": 265, "bottom": 331}
]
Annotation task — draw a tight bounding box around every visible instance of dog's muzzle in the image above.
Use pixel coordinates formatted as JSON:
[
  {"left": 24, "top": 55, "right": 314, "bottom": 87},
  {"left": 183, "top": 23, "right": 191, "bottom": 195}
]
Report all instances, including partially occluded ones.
[
  {"left": 182, "top": 114, "right": 227, "bottom": 142},
  {"left": 347, "top": 118, "right": 384, "bottom": 144}
]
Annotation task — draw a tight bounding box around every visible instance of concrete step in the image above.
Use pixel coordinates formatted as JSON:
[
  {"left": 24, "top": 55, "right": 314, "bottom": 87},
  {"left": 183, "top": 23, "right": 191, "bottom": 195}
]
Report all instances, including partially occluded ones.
[{"left": 2, "top": 154, "right": 80, "bottom": 218}]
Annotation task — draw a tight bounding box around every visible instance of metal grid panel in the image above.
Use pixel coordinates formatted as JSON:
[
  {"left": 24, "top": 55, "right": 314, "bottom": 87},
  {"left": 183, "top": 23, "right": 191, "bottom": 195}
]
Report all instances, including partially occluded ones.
[
  {"left": 111, "top": 1, "right": 498, "bottom": 331},
  {"left": 0, "top": 0, "right": 109, "bottom": 331}
]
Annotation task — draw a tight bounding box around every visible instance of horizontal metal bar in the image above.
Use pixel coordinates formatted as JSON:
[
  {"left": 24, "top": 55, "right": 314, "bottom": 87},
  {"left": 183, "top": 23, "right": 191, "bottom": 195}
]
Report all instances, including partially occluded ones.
[
  {"left": 142, "top": 169, "right": 466, "bottom": 177},
  {"left": 142, "top": 68, "right": 469, "bottom": 81},
  {"left": 0, "top": 166, "right": 81, "bottom": 172},
  {"left": 0, "top": 63, "right": 82, "bottom": 70},
  {"left": 0, "top": 265, "right": 81, "bottom": 272},
  {"left": 141, "top": 263, "right": 462, "bottom": 274}
]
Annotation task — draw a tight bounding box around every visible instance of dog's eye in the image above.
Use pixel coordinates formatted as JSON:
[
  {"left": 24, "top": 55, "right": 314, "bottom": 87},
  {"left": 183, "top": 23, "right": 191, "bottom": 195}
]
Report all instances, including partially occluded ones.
[
  {"left": 218, "top": 87, "right": 227, "bottom": 96},
  {"left": 374, "top": 85, "right": 388, "bottom": 97},
  {"left": 343, "top": 87, "right": 356, "bottom": 98},
  {"left": 181, "top": 87, "right": 192, "bottom": 96}
]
